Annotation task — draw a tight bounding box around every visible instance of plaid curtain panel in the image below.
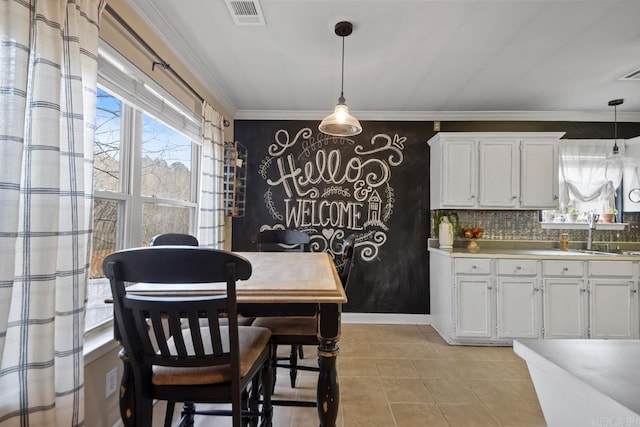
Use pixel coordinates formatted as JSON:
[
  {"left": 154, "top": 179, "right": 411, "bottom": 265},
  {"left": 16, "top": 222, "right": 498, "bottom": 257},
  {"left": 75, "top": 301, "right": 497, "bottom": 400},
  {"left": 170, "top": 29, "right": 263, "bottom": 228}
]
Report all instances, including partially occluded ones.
[
  {"left": 0, "top": 0, "right": 105, "bottom": 425},
  {"left": 198, "top": 102, "right": 226, "bottom": 249}
]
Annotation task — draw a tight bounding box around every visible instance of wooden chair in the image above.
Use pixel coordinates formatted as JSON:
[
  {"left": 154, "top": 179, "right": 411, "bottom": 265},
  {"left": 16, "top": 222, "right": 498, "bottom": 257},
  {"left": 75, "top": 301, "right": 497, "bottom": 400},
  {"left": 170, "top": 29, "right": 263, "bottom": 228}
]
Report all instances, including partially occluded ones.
[
  {"left": 252, "top": 234, "right": 356, "bottom": 400},
  {"left": 149, "top": 233, "right": 199, "bottom": 246},
  {"left": 251, "top": 229, "right": 310, "bottom": 252},
  {"left": 334, "top": 234, "right": 356, "bottom": 290},
  {"left": 103, "top": 246, "right": 273, "bottom": 427},
  {"left": 249, "top": 229, "right": 312, "bottom": 391}
]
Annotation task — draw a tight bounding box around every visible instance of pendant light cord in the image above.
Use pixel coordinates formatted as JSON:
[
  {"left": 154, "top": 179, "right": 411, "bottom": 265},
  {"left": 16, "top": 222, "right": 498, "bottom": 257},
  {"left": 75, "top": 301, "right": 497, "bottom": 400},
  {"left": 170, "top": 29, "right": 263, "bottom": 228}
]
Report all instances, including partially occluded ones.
[{"left": 340, "top": 35, "right": 345, "bottom": 99}]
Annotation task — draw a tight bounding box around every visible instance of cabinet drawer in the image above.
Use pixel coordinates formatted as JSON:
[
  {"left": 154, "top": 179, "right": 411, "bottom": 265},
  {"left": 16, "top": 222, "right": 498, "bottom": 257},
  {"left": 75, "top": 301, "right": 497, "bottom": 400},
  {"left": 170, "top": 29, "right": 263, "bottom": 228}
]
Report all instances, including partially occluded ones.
[
  {"left": 589, "top": 261, "right": 634, "bottom": 277},
  {"left": 497, "top": 259, "right": 537, "bottom": 276},
  {"left": 455, "top": 258, "right": 491, "bottom": 275},
  {"left": 543, "top": 260, "right": 584, "bottom": 277}
]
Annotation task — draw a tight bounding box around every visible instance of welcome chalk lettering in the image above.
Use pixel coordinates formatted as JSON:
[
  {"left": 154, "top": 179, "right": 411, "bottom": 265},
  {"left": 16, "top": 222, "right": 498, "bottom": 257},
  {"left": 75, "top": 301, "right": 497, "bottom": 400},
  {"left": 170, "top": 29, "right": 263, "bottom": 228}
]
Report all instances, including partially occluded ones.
[{"left": 260, "top": 128, "right": 405, "bottom": 261}]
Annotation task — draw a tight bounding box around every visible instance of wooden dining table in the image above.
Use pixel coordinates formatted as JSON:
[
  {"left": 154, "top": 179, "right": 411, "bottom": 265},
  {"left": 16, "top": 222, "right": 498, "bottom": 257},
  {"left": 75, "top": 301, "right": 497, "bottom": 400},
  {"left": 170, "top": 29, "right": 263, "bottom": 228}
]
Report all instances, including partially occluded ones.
[{"left": 125, "top": 251, "right": 347, "bottom": 427}]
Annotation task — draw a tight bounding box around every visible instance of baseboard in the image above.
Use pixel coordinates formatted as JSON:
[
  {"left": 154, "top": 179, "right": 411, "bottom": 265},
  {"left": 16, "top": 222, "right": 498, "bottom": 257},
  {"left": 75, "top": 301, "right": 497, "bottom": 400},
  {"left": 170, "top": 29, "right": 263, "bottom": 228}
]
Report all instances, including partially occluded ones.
[{"left": 342, "top": 312, "right": 431, "bottom": 325}]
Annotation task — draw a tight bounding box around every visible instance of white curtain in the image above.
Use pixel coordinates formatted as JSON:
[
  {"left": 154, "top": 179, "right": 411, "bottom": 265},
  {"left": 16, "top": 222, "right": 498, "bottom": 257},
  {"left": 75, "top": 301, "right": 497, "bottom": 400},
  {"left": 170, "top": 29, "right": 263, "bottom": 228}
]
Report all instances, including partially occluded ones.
[
  {"left": 559, "top": 139, "right": 620, "bottom": 211},
  {"left": 198, "top": 102, "right": 226, "bottom": 249},
  {"left": 0, "top": 1, "right": 104, "bottom": 425}
]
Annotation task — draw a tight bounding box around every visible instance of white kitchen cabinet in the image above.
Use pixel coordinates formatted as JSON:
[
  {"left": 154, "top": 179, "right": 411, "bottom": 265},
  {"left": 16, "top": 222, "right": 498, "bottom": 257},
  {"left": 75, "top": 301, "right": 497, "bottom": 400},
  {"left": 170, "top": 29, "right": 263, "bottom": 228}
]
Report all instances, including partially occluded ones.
[
  {"left": 453, "top": 258, "right": 492, "bottom": 338},
  {"left": 430, "top": 249, "right": 640, "bottom": 345},
  {"left": 478, "top": 140, "right": 519, "bottom": 208},
  {"left": 454, "top": 275, "right": 493, "bottom": 338},
  {"left": 542, "top": 260, "right": 588, "bottom": 339},
  {"left": 520, "top": 140, "right": 559, "bottom": 208},
  {"left": 433, "top": 138, "right": 476, "bottom": 208},
  {"left": 543, "top": 278, "right": 588, "bottom": 339},
  {"left": 589, "top": 261, "right": 637, "bottom": 339},
  {"left": 453, "top": 258, "right": 542, "bottom": 342},
  {"left": 496, "top": 259, "right": 542, "bottom": 339},
  {"left": 542, "top": 260, "right": 638, "bottom": 339},
  {"left": 428, "top": 132, "right": 564, "bottom": 210}
]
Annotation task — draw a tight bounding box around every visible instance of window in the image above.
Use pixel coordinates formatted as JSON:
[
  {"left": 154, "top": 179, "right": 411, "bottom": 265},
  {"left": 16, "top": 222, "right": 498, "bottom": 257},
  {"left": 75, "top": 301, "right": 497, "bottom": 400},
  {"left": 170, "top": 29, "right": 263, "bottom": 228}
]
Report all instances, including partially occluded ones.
[
  {"left": 542, "top": 139, "right": 623, "bottom": 225},
  {"left": 86, "top": 44, "right": 201, "bottom": 331}
]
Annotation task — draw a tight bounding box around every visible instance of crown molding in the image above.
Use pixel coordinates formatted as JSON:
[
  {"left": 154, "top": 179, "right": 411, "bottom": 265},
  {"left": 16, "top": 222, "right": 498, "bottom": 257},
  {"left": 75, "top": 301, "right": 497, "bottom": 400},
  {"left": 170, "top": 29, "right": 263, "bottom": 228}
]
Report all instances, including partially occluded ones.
[{"left": 234, "top": 109, "right": 640, "bottom": 122}]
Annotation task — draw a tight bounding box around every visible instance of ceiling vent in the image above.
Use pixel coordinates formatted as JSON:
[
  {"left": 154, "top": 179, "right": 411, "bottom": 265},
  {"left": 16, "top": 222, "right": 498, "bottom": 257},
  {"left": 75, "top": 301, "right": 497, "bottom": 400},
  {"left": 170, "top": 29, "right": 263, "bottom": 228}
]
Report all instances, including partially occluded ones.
[
  {"left": 224, "top": 0, "right": 266, "bottom": 26},
  {"left": 620, "top": 67, "right": 640, "bottom": 81}
]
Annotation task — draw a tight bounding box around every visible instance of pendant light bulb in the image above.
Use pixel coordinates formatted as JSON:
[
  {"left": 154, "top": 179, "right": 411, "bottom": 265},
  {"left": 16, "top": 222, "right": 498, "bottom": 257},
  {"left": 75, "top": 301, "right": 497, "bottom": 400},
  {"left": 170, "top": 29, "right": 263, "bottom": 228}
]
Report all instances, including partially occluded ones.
[{"left": 319, "top": 21, "right": 362, "bottom": 137}]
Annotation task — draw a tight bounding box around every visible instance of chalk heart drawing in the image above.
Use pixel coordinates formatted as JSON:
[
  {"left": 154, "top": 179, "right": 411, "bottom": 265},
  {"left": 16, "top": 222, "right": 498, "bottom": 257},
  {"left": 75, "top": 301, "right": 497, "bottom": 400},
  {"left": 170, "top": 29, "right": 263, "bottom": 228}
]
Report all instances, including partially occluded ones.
[{"left": 259, "top": 128, "right": 406, "bottom": 262}]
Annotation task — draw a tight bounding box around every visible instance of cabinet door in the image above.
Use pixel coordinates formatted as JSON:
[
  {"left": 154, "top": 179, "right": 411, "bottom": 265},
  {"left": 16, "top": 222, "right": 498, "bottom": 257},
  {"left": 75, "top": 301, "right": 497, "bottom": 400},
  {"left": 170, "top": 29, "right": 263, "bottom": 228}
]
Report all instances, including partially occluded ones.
[
  {"left": 496, "top": 277, "right": 542, "bottom": 339},
  {"left": 442, "top": 141, "right": 476, "bottom": 207},
  {"left": 543, "top": 278, "right": 588, "bottom": 338},
  {"left": 454, "top": 276, "right": 492, "bottom": 338},
  {"left": 478, "top": 140, "right": 519, "bottom": 208},
  {"left": 520, "top": 140, "right": 559, "bottom": 208},
  {"left": 589, "top": 279, "right": 638, "bottom": 339}
]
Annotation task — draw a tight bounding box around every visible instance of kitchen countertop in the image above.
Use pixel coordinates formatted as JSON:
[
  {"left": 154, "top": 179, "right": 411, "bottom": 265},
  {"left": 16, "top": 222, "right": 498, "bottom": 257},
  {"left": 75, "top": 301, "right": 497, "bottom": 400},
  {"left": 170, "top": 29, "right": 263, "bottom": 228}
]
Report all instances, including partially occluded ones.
[
  {"left": 427, "top": 240, "right": 640, "bottom": 260},
  {"left": 514, "top": 339, "right": 640, "bottom": 425}
]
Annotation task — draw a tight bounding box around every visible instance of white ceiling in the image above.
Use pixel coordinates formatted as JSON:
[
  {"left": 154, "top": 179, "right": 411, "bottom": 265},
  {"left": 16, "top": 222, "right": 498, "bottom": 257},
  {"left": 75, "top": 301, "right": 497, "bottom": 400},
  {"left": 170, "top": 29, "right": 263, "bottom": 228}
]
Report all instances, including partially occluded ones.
[{"left": 125, "top": 0, "right": 640, "bottom": 121}]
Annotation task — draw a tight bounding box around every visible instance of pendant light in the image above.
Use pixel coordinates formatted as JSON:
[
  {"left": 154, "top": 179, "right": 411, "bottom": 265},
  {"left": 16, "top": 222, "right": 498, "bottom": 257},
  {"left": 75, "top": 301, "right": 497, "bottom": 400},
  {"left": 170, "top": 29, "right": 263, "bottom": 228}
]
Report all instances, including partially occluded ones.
[
  {"left": 318, "top": 21, "right": 362, "bottom": 137},
  {"left": 603, "top": 98, "right": 625, "bottom": 190}
]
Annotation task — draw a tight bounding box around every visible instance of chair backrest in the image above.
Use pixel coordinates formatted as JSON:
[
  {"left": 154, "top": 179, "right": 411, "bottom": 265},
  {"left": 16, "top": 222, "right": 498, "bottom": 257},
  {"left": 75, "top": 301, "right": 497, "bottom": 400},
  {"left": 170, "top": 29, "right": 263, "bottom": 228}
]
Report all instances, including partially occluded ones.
[
  {"left": 149, "top": 233, "right": 199, "bottom": 246},
  {"left": 251, "top": 229, "right": 310, "bottom": 252},
  {"left": 336, "top": 234, "right": 356, "bottom": 290},
  {"left": 102, "top": 246, "right": 252, "bottom": 379}
]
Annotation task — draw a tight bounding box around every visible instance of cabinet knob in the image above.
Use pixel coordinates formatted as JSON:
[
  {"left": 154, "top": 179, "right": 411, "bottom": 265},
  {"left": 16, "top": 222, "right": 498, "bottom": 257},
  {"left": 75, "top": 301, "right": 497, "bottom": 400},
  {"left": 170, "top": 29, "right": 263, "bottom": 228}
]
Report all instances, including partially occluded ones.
[
  {"left": 632, "top": 289, "right": 638, "bottom": 294},
  {"left": 516, "top": 266, "right": 522, "bottom": 270},
  {"left": 487, "top": 286, "right": 493, "bottom": 290},
  {"left": 512, "top": 196, "right": 518, "bottom": 200},
  {"left": 533, "top": 287, "right": 540, "bottom": 292},
  {"left": 554, "top": 195, "right": 559, "bottom": 200},
  {"left": 562, "top": 267, "right": 569, "bottom": 271},
  {"left": 580, "top": 288, "right": 586, "bottom": 293},
  {"left": 471, "top": 265, "right": 477, "bottom": 269}
]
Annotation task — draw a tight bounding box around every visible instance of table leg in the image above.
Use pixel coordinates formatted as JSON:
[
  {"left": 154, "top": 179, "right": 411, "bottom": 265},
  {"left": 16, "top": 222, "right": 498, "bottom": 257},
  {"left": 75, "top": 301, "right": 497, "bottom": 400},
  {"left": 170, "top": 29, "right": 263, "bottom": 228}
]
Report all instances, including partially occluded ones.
[
  {"left": 118, "top": 349, "right": 136, "bottom": 427},
  {"left": 317, "top": 303, "right": 341, "bottom": 427}
]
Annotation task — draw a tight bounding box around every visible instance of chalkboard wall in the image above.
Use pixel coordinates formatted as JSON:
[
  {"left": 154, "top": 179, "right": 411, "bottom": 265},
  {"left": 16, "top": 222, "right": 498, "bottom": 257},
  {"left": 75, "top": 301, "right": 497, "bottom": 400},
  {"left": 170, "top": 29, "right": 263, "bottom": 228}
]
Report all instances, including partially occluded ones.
[
  {"left": 233, "top": 120, "right": 432, "bottom": 314},
  {"left": 233, "top": 119, "right": 640, "bottom": 315}
]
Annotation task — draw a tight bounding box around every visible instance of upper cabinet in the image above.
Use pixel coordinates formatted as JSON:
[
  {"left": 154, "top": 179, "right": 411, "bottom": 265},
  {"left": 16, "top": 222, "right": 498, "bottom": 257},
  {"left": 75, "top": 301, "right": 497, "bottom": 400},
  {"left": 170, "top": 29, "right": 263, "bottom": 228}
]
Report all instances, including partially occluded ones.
[{"left": 428, "top": 132, "right": 564, "bottom": 210}]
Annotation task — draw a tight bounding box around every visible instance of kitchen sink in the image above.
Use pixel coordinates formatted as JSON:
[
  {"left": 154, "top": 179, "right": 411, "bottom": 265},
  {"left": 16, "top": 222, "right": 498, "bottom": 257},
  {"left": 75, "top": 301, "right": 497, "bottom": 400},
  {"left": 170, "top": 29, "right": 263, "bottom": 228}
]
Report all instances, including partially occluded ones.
[{"left": 570, "top": 249, "right": 625, "bottom": 256}]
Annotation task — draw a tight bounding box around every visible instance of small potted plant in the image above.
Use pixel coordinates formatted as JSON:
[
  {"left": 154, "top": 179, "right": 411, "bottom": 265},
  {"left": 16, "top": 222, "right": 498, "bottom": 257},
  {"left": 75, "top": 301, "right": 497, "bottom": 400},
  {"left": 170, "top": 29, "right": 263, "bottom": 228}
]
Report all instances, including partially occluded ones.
[
  {"left": 566, "top": 207, "right": 578, "bottom": 223},
  {"left": 600, "top": 207, "right": 618, "bottom": 223}
]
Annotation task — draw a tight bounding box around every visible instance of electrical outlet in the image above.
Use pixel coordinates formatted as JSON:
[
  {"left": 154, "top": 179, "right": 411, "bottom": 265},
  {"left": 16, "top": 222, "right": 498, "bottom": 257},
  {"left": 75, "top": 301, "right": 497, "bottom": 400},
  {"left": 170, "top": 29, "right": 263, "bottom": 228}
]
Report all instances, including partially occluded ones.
[
  {"left": 433, "top": 121, "right": 441, "bottom": 131},
  {"left": 105, "top": 367, "right": 118, "bottom": 398}
]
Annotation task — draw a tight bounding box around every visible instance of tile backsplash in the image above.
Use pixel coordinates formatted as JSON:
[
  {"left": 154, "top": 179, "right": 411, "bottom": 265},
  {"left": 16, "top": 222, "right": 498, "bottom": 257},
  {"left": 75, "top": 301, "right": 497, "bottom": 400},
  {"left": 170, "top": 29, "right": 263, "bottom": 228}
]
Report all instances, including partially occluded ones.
[{"left": 431, "top": 210, "right": 640, "bottom": 243}]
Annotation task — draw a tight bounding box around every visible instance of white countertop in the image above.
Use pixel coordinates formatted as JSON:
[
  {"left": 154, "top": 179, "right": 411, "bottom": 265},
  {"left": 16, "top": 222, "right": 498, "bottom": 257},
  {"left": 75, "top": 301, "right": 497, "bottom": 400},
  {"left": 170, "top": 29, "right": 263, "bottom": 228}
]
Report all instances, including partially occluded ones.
[
  {"left": 514, "top": 339, "right": 640, "bottom": 417},
  {"left": 428, "top": 246, "right": 640, "bottom": 260}
]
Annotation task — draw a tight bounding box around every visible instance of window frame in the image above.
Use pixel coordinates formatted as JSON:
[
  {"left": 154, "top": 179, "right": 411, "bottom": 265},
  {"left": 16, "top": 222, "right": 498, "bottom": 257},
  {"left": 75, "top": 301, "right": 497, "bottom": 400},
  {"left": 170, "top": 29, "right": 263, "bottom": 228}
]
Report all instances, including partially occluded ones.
[{"left": 87, "top": 42, "right": 203, "bottom": 333}]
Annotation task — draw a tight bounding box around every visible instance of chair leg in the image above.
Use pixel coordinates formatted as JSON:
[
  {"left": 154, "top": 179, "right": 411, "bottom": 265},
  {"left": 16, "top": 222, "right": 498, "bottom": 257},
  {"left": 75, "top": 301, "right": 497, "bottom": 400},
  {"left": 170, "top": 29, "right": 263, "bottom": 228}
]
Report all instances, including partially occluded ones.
[
  {"left": 289, "top": 345, "right": 298, "bottom": 388},
  {"left": 270, "top": 344, "right": 278, "bottom": 394},
  {"left": 164, "top": 401, "right": 175, "bottom": 427},
  {"left": 297, "top": 344, "right": 304, "bottom": 359},
  {"left": 180, "top": 402, "right": 196, "bottom": 427},
  {"left": 260, "top": 360, "right": 274, "bottom": 427}
]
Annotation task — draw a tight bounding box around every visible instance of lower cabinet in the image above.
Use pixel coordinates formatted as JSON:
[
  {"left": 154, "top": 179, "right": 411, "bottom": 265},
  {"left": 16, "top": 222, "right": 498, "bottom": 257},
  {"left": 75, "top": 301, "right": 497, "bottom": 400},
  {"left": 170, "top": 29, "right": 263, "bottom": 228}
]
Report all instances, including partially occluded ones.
[
  {"left": 589, "top": 260, "right": 637, "bottom": 339},
  {"left": 453, "top": 258, "right": 541, "bottom": 343},
  {"left": 432, "top": 253, "right": 640, "bottom": 345},
  {"left": 542, "top": 260, "right": 588, "bottom": 339},
  {"left": 496, "top": 276, "right": 542, "bottom": 339},
  {"left": 455, "top": 275, "right": 493, "bottom": 338}
]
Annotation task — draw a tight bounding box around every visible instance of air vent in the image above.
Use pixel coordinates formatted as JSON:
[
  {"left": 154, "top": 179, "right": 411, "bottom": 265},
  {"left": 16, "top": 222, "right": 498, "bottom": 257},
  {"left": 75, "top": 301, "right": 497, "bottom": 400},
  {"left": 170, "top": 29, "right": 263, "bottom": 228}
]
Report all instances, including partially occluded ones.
[
  {"left": 620, "top": 67, "right": 640, "bottom": 81},
  {"left": 224, "top": 0, "right": 266, "bottom": 26}
]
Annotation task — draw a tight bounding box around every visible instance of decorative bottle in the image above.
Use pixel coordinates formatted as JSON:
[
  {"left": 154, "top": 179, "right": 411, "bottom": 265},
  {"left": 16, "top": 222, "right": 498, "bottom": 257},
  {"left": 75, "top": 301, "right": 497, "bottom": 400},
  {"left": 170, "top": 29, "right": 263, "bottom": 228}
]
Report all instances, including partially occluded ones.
[{"left": 560, "top": 233, "right": 569, "bottom": 251}]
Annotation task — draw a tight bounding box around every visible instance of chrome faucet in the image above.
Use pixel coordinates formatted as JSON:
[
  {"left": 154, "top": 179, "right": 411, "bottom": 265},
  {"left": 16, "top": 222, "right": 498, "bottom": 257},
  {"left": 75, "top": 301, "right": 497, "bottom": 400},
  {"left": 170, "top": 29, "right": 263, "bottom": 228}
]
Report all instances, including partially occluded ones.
[{"left": 587, "top": 212, "right": 599, "bottom": 250}]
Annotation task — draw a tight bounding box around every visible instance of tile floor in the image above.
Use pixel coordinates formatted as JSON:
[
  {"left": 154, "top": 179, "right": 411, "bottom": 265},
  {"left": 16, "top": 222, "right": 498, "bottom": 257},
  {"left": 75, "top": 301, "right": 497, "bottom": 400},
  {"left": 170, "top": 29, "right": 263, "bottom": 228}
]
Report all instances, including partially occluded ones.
[{"left": 153, "top": 324, "right": 546, "bottom": 426}]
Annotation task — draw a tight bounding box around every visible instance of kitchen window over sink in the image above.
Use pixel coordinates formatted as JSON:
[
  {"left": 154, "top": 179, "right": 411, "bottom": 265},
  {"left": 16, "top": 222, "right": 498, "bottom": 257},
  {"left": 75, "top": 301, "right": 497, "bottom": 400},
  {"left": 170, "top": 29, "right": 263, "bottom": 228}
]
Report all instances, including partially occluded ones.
[{"left": 542, "top": 139, "right": 626, "bottom": 225}]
